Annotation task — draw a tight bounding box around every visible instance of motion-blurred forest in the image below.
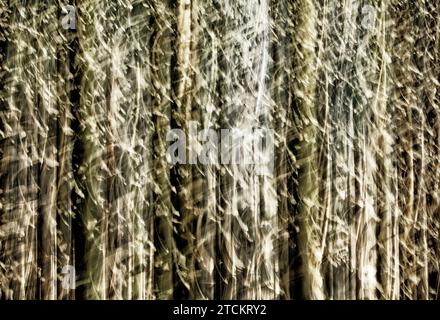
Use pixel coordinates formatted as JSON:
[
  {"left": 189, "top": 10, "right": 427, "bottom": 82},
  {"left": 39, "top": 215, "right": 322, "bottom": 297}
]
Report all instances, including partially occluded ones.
[{"left": 1, "top": 0, "right": 440, "bottom": 300}]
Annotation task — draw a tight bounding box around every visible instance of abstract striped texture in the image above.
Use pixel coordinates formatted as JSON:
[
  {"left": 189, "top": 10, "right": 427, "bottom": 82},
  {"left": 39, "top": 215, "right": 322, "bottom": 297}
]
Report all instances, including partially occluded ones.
[{"left": 0, "top": 0, "right": 439, "bottom": 300}]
